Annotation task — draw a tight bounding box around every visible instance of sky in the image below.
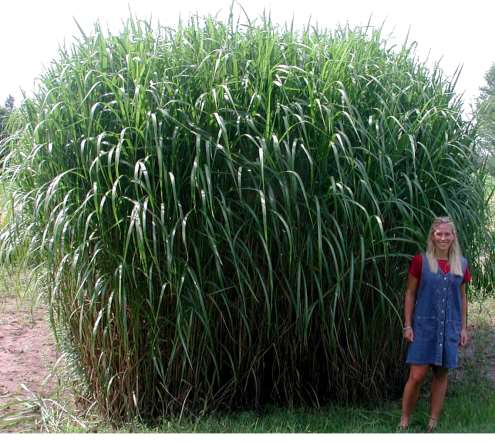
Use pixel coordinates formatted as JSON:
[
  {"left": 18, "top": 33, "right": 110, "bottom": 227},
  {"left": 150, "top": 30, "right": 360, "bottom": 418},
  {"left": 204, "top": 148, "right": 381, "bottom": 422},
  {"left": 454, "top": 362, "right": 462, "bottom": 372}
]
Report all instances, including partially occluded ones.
[{"left": 1, "top": 0, "right": 494, "bottom": 116}]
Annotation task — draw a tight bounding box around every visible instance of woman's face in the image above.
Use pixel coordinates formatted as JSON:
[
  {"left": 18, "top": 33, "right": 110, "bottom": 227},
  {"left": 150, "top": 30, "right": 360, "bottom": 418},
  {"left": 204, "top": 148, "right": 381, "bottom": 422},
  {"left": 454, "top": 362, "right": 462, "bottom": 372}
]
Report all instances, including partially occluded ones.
[{"left": 432, "top": 223, "right": 455, "bottom": 255}]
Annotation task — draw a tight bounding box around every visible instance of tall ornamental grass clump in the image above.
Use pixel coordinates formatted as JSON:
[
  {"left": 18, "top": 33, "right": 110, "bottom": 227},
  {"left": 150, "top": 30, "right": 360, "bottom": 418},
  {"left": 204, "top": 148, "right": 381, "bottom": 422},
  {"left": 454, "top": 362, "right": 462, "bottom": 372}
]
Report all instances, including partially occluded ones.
[{"left": 1, "top": 13, "right": 492, "bottom": 420}]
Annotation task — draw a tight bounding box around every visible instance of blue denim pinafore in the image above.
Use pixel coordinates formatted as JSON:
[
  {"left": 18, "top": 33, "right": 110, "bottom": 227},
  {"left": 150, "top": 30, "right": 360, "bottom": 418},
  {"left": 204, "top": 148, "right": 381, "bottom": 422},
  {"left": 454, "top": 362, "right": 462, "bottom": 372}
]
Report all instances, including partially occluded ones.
[{"left": 405, "top": 255, "right": 467, "bottom": 368}]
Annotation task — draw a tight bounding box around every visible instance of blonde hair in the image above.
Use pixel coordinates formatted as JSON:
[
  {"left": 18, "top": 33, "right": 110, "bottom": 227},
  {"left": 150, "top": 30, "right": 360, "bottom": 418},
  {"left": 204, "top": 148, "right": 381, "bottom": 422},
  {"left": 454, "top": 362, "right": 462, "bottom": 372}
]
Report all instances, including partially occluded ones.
[{"left": 425, "top": 216, "right": 463, "bottom": 276}]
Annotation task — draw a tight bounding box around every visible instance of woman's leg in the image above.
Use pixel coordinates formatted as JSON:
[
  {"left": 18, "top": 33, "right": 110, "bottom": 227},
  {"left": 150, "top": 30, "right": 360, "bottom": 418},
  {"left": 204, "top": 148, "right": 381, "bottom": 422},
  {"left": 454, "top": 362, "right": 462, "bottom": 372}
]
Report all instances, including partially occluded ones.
[
  {"left": 429, "top": 366, "right": 449, "bottom": 430},
  {"left": 400, "top": 364, "right": 430, "bottom": 427}
]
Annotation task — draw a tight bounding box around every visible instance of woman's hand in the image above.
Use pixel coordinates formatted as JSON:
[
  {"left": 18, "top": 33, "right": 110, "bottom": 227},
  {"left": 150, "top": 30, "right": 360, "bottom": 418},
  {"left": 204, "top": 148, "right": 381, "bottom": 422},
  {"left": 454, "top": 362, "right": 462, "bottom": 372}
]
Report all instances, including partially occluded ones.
[
  {"left": 403, "top": 327, "right": 414, "bottom": 343},
  {"left": 460, "top": 328, "right": 469, "bottom": 347}
]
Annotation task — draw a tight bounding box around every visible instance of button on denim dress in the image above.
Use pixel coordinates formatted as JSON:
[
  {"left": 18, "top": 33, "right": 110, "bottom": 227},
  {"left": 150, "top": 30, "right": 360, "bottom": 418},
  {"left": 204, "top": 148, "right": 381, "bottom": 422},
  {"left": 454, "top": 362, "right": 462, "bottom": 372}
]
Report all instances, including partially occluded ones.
[{"left": 406, "top": 255, "right": 468, "bottom": 368}]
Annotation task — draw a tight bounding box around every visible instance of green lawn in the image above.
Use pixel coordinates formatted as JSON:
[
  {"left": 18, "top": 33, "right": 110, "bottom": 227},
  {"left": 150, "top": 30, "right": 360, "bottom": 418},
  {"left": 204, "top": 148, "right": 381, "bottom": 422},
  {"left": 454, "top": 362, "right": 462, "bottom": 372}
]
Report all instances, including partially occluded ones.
[{"left": 116, "top": 377, "right": 495, "bottom": 433}]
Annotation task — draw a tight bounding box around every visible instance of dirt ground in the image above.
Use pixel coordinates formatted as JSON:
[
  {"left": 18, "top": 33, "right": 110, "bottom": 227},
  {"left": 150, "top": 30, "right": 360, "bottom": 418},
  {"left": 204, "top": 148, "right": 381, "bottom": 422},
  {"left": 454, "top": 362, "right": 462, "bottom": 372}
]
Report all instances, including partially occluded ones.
[{"left": 0, "top": 296, "right": 59, "bottom": 431}]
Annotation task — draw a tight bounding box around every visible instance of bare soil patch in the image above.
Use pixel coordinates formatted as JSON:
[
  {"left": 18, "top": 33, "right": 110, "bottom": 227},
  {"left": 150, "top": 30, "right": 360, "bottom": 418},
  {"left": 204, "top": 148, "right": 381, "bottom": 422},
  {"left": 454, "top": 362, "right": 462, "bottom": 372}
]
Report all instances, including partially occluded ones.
[{"left": 0, "top": 296, "right": 58, "bottom": 431}]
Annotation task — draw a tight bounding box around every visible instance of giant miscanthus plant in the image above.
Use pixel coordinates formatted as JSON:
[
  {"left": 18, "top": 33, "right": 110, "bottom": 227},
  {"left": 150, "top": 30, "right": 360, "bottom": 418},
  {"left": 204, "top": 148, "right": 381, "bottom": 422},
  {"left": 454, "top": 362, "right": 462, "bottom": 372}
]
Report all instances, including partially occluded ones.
[{"left": 0, "top": 13, "right": 491, "bottom": 420}]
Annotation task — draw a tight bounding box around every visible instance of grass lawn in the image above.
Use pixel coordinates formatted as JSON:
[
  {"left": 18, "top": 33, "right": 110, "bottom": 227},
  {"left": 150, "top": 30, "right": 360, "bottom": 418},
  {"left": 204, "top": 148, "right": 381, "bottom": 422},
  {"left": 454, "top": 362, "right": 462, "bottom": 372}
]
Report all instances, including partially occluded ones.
[{"left": 117, "top": 376, "right": 495, "bottom": 433}]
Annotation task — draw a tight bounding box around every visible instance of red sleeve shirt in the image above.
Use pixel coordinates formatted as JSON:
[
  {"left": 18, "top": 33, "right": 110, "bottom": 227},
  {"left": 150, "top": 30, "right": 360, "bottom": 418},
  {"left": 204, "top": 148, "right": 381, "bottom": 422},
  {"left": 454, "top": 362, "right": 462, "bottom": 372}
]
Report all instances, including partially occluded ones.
[{"left": 408, "top": 254, "right": 471, "bottom": 284}]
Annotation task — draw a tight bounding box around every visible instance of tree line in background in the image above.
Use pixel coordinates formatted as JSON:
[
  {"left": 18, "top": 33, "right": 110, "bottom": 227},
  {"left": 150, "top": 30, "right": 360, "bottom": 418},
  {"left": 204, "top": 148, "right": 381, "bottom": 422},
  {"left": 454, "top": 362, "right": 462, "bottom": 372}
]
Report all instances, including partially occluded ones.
[
  {"left": 0, "top": 95, "right": 15, "bottom": 142},
  {"left": 476, "top": 63, "right": 495, "bottom": 176},
  {"left": 0, "top": 95, "right": 15, "bottom": 167}
]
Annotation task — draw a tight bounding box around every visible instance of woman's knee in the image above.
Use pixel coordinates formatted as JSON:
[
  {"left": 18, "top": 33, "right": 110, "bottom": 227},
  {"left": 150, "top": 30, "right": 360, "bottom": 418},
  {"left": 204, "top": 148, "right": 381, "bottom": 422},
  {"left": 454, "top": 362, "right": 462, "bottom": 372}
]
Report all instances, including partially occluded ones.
[{"left": 408, "top": 365, "right": 429, "bottom": 385}]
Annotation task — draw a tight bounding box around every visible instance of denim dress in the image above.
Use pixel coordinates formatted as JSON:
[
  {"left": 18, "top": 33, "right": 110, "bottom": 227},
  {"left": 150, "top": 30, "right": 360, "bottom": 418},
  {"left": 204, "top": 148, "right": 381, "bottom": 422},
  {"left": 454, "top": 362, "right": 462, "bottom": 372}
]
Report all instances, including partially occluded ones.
[{"left": 405, "top": 255, "right": 468, "bottom": 368}]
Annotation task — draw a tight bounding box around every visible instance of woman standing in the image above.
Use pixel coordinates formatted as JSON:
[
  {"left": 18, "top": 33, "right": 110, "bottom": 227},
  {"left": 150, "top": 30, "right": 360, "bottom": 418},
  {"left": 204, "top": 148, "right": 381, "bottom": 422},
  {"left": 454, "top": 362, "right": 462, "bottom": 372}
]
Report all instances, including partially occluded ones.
[{"left": 399, "top": 216, "right": 471, "bottom": 432}]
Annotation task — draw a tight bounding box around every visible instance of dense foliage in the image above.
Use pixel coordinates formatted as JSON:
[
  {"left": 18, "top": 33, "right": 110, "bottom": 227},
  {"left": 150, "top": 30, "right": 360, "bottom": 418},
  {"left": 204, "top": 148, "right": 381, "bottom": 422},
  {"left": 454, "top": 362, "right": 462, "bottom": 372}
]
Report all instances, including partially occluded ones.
[
  {"left": 0, "top": 95, "right": 15, "bottom": 144},
  {"left": 476, "top": 63, "right": 495, "bottom": 176},
  {"left": 0, "top": 14, "right": 492, "bottom": 420}
]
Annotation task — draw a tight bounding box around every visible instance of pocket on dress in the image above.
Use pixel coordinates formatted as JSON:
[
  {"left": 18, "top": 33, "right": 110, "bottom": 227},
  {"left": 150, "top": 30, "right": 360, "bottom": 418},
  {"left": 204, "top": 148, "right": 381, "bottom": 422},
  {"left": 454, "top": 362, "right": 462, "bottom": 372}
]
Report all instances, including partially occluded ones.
[{"left": 413, "top": 316, "right": 437, "bottom": 341}]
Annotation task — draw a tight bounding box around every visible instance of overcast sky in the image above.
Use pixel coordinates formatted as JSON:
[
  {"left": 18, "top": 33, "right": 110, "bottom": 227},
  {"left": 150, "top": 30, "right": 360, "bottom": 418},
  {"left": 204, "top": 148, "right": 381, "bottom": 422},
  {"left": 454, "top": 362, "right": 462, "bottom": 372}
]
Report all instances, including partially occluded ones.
[{"left": 1, "top": 0, "right": 494, "bottom": 115}]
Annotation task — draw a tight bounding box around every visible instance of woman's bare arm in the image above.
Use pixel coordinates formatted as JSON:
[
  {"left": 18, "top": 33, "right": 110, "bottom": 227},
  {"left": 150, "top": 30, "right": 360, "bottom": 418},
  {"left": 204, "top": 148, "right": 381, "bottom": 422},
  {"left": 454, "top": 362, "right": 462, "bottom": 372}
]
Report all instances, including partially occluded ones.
[
  {"left": 403, "top": 274, "right": 418, "bottom": 342},
  {"left": 460, "top": 284, "right": 468, "bottom": 347}
]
